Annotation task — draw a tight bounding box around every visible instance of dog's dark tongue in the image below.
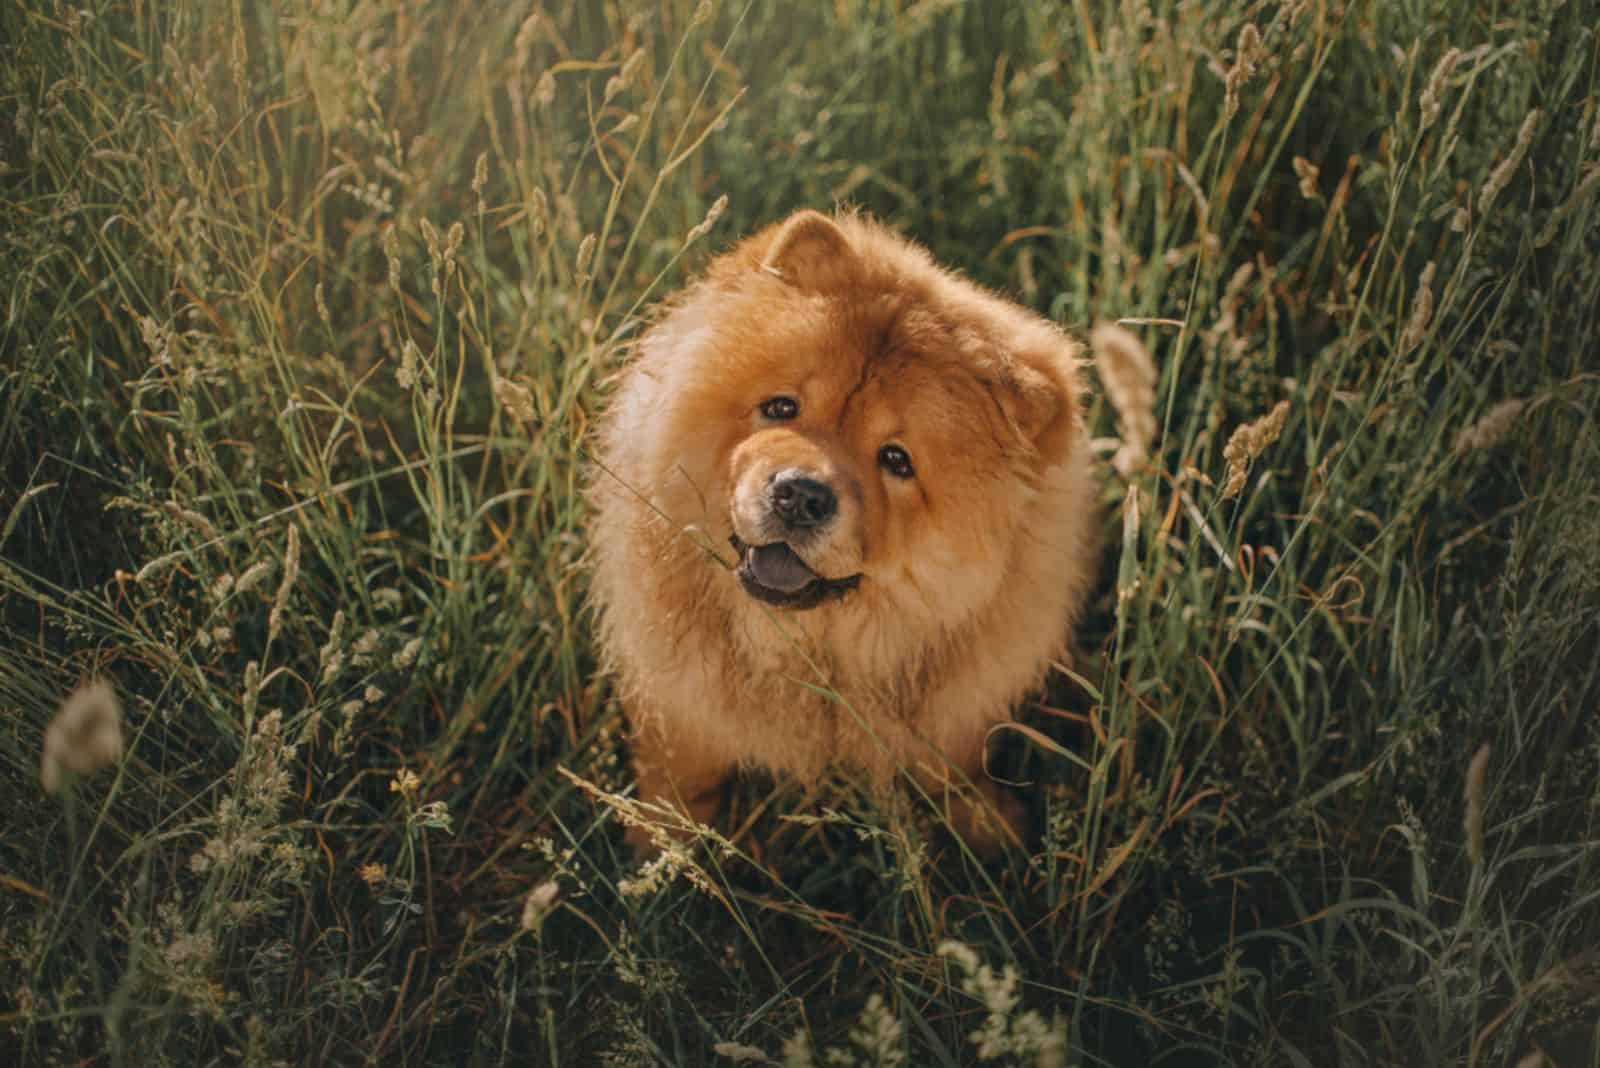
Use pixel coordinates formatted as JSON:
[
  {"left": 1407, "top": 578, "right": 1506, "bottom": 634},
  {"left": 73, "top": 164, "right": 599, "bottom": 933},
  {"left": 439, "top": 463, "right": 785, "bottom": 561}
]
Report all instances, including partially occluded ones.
[{"left": 746, "top": 543, "right": 817, "bottom": 593}]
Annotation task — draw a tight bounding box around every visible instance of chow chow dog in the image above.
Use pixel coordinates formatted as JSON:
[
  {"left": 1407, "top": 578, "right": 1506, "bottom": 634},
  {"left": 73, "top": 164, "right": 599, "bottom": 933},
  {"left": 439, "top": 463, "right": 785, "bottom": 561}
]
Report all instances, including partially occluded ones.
[{"left": 588, "top": 209, "right": 1098, "bottom": 855}]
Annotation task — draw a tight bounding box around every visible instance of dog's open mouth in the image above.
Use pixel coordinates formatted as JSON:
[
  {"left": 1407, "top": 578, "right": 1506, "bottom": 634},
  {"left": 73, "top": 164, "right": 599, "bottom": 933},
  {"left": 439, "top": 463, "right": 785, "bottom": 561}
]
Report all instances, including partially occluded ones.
[{"left": 729, "top": 534, "right": 861, "bottom": 610}]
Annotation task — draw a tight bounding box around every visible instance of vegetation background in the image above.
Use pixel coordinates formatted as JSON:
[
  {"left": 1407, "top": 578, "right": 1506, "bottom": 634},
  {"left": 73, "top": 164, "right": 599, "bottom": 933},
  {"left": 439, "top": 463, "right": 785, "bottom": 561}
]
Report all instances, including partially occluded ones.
[{"left": 3, "top": 0, "right": 1597, "bottom": 1064}]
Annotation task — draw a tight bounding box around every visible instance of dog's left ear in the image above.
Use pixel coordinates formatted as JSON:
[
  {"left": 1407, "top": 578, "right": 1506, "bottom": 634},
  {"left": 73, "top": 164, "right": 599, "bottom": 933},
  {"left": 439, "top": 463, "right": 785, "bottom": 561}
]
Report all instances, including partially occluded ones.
[
  {"left": 759, "top": 210, "right": 857, "bottom": 290},
  {"left": 1001, "top": 343, "right": 1082, "bottom": 462}
]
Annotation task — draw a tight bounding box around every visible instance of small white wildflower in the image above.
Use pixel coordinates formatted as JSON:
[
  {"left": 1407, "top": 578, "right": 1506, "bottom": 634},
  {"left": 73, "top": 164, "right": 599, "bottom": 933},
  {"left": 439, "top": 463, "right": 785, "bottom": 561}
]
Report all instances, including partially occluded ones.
[
  {"left": 41, "top": 680, "right": 124, "bottom": 794},
  {"left": 363, "top": 684, "right": 384, "bottom": 704}
]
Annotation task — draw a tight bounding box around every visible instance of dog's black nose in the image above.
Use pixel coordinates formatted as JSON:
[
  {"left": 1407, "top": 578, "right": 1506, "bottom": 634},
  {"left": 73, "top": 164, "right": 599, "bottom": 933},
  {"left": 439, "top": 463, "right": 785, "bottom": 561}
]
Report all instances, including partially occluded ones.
[{"left": 770, "top": 471, "right": 837, "bottom": 529}]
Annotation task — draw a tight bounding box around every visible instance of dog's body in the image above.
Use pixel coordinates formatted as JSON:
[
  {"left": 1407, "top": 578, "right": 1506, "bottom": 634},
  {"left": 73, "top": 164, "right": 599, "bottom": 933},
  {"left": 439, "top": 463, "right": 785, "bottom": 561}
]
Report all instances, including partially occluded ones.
[{"left": 587, "top": 210, "right": 1098, "bottom": 853}]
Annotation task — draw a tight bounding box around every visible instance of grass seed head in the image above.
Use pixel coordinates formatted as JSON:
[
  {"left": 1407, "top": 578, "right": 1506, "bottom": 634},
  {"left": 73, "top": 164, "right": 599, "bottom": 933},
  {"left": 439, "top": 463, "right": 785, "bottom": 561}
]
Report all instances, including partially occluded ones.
[
  {"left": 1222, "top": 399, "right": 1291, "bottom": 498},
  {"left": 520, "top": 879, "right": 561, "bottom": 931},
  {"left": 267, "top": 523, "right": 299, "bottom": 644},
  {"left": 493, "top": 374, "right": 537, "bottom": 425},
  {"left": 686, "top": 194, "right": 729, "bottom": 245},
  {"left": 1453, "top": 397, "right": 1526, "bottom": 453},
  {"left": 1464, "top": 743, "right": 1490, "bottom": 866},
  {"left": 1398, "top": 261, "right": 1436, "bottom": 356},
  {"left": 1419, "top": 47, "right": 1461, "bottom": 129},
  {"left": 1292, "top": 156, "right": 1320, "bottom": 200},
  {"left": 41, "top": 680, "right": 124, "bottom": 794},
  {"left": 1479, "top": 108, "right": 1542, "bottom": 213},
  {"left": 1091, "top": 321, "right": 1159, "bottom": 478}
]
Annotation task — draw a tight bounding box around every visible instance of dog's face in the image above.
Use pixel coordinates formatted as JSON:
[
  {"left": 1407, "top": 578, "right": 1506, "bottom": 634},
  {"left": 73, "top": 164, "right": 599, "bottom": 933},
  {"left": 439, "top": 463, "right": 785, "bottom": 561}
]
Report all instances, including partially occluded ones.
[
  {"left": 642, "top": 212, "right": 1081, "bottom": 627},
  {"left": 722, "top": 338, "right": 1020, "bottom": 615}
]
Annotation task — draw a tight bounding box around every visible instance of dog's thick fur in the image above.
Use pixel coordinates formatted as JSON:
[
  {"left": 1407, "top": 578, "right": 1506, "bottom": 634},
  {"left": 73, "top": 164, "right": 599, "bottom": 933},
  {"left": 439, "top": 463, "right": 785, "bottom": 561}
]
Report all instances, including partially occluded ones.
[{"left": 587, "top": 210, "right": 1098, "bottom": 853}]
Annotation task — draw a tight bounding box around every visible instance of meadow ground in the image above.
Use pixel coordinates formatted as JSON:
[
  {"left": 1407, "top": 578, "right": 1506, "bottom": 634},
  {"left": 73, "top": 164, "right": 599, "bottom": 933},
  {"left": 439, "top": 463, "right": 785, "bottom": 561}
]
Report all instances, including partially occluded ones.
[{"left": 3, "top": 1, "right": 1598, "bottom": 1064}]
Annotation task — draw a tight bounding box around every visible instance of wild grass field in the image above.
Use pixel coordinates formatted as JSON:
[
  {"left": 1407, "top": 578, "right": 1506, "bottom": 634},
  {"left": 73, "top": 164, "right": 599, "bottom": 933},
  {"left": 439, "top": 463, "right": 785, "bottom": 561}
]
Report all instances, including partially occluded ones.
[{"left": 3, "top": 0, "right": 1598, "bottom": 1064}]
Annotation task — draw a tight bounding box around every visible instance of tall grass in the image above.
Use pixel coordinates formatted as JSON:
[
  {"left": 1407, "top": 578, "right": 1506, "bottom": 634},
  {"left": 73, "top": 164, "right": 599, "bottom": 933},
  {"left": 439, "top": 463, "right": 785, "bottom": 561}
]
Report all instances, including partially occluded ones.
[{"left": 3, "top": 1, "right": 1597, "bottom": 1064}]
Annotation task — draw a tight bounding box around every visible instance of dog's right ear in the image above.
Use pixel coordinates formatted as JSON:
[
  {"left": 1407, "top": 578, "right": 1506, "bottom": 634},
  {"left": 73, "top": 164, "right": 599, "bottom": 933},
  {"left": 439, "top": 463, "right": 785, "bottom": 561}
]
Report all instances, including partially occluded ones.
[{"left": 759, "top": 210, "right": 857, "bottom": 290}]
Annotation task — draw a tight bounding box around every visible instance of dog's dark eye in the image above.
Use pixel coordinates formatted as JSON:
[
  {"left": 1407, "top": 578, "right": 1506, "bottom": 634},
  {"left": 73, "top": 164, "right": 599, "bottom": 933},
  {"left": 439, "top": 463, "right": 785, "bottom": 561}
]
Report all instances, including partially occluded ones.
[
  {"left": 759, "top": 396, "right": 799, "bottom": 420},
  {"left": 878, "top": 444, "right": 915, "bottom": 479}
]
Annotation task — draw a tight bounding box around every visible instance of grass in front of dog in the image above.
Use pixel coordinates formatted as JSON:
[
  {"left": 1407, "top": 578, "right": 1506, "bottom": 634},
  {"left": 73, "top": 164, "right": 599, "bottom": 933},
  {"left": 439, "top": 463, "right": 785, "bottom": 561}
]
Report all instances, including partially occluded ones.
[{"left": 3, "top": 1, "right": 1597, "bottom": 1064}]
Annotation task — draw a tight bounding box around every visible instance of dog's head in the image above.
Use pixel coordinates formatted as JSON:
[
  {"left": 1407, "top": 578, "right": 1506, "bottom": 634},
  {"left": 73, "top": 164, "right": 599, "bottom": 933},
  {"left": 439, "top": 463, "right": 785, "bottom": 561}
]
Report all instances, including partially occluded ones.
[{"left": 638, "top": 211, "right": 1084, "bottom": 627}]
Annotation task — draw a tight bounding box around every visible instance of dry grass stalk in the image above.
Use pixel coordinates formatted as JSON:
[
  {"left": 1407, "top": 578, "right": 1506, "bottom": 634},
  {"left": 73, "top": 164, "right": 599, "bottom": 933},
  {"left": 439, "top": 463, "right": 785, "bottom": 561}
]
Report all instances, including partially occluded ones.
[
  {"left": 1292, "top": 156, "right": 1320, "bottom": 200},
  {"left": 1418, "top": 47, "right": 1461, "bottom": 130},
  {"left": 1453, "top": 398, "right": 1525, "bottom": 453},
  {"left": 1464, "top": 743, "right": 1490, "bottom": 866},
  {"left": 1398, "top": 261, "right": 1436, "bottom": 356},
  {"left": 493, "top": 375, "right": 537, "bottom": 425},
  {"left": 1223, "top": 23, "right": 1262, "bottom": 119},
  {"left": 1091, "top": 321, "right": 1158, "bottom": 478},
  {"left": 1479, "top": 109, "right": 1542, "bottom": 213},
  {"left": 1221, "top": 399, "right": 1290, "bottom": 498}
]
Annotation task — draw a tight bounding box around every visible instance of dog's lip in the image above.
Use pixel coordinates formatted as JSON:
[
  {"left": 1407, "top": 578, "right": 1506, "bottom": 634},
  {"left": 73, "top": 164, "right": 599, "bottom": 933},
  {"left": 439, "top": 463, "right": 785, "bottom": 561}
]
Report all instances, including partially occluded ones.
[{"left": 729, "top": 534, "right": 861, "bottom": 610}]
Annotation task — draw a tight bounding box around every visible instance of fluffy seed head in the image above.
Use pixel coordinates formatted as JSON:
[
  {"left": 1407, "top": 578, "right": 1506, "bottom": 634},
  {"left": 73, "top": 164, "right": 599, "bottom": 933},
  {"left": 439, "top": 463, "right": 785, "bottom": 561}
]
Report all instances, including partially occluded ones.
[
  {"left": 493, "top": 375, "right": 537, "bottom": 425},
  {"left": 1091, "top": 321, "right": 1159, "bottom": 478},
  {"left": 1453, "top": 398, "right": 1525, "bottom": 453},
  {"left": 41, "top": 680, "right": 124, "bottom": 794}
]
